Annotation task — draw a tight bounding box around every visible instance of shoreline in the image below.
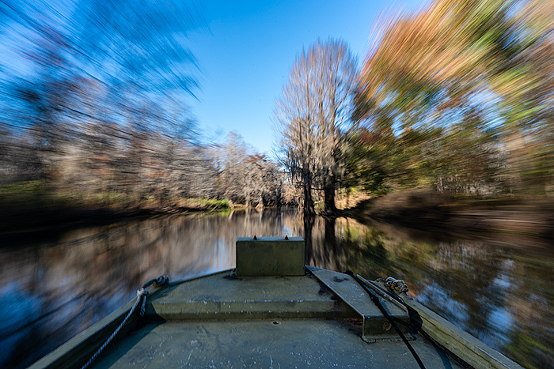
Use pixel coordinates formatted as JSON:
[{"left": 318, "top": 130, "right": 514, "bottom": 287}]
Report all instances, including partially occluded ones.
[
  {"left": 4, "top": 190, "right": 554, "bottom": 248},
  {"left": 344, "top": 191, "right": 554, "bottom": 242},
  {"left": 0, "top": 202, "right": 234, "bottom": 247}
]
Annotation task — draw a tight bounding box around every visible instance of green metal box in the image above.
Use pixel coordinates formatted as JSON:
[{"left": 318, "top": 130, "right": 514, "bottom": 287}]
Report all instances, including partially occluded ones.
[{"left": 236, "top": 237, "right": 305, "bottom": 276}]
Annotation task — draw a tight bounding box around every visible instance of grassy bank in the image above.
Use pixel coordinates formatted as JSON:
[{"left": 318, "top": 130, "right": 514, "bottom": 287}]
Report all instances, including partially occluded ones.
[{"left": 0, "top": 180, "right": 232, "bottom": 239}]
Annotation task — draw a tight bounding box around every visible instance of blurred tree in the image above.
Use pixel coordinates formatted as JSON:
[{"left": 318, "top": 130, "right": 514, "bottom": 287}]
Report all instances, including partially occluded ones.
[
  {"left": 354, "top": 0, "right": 554, "bottom": 196},
  {"left": 345, "top": 127, "right": 395, "bottom": 194},
  {"left": 0, "top": 0, "right": 212, "bottom": 207},
  {"left": 215, "top": 132, "right": 283, "bottom": 207},
  {"left": 75, "top": 0, "right": 199, "bottom": 97},
  {"left": 275, "top": 38, "right": 358, "bottom": 214},
  {"left": 215, "top": 132, "right": 249, "bottom": 204}
]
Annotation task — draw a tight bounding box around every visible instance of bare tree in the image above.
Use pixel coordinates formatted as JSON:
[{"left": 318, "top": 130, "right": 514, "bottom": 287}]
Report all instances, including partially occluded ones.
[
  {"left": 214, "top": 132, "right": 283, "bottom": 207},
  {"left": 275, "top": 38, "right": 357, "bottom": 214}
]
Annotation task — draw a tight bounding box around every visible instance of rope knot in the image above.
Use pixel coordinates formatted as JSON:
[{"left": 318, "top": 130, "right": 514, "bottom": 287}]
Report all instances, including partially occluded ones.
[
  {"left": 155, "top": 275, "right": 169, "bottom": 287},
  {"left": 377, "top": 276, "right": 409, "bottom": 293}
]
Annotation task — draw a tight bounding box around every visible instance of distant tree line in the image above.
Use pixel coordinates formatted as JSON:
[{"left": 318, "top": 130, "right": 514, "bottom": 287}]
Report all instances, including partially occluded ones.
[
  {"left": 2, "top": 0, "right": 554, "bottom": 215},
  {"left": 0, "top": 0, "right": 284, "bottom": 209}
]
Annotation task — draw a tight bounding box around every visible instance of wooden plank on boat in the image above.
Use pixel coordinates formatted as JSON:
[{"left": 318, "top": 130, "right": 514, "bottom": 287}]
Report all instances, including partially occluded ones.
[
  {"left": 360, "top": 278, "right": 524, "bottom": 369},
  {"left": 402, "top": 297, "right": 524, "bottom": 369}
]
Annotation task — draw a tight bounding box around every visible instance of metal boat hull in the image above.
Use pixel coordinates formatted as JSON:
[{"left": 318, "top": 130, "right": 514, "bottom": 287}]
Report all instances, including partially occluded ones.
[{"left": 29, "top": 267, "right": 522, "bottom": 369}]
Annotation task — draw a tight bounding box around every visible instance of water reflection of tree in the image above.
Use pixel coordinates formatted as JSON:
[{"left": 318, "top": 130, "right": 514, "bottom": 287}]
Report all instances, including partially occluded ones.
[
  {"left": 306, "top": 217, "right": 394, "bottom": 276},
  {"left": 0, "top": 210, "right": 299, "bottom": 369},
  {"left": 303, "top": 215, "right": 315, "bottom": 265},
  {"left": 430, "top": 242, "right": 505, "bottom": 343},
  {"left": 505, "top": 257, "right": 554, "bottom": 369},
  {"left": 302, "top": 215, "right": 553, "bottom": 369}
]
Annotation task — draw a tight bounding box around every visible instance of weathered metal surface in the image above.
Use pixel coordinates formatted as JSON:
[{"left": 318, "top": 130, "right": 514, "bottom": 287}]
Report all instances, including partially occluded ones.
[
  {"left": 146, "top": 270, "right": 356, "bottom": 320},
  {"left": 307, "top": 266, "right": 410, "bottom": 341},
  {"left": 93, "top": 320, "right": 461, "bottom": 369},
  {"left": 236, "top": 236, "right": 305, "bottom": 276}
]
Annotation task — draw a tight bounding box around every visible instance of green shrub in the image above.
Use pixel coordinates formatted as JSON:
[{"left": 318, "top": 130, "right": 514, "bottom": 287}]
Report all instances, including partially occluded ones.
[{"left": 0, "top": 180, "right": 49, "bottom": 204}]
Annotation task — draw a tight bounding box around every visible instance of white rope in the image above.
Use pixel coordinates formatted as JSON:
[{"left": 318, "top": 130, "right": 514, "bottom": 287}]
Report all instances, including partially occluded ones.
[{"left": 80, "top": 289, "right": 146, "bottom": 369}]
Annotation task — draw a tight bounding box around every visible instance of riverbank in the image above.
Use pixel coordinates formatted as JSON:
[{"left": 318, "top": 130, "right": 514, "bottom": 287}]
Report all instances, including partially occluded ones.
[
  {"left": 0, "top": 195, "right": 233, "bottom": 247},
  {"left": 347, "top": 189, "right": 554, "bottom": 241}
]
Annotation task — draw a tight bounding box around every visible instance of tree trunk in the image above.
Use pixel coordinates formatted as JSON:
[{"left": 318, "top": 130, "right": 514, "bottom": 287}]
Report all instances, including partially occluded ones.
[
  {"left": 303, "top": 171, "right": 315, "bottom": 216},
  {"left": 323, "top": 175, "right": 337, "bottom": 214},
  {"left": 256, "top": 195, "right": 264, "bottom": 210}
]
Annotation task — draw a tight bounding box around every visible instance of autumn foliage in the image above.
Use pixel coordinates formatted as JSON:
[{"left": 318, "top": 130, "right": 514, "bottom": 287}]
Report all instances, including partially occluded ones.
[{"left": 353, "top": 0, "right": 554, "bottom": 196}]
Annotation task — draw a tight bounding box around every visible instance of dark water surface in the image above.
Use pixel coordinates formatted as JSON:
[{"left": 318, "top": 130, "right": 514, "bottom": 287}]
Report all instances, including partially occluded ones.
[{"left": 1, "top": 209, "right": 552, "bottom": 368}]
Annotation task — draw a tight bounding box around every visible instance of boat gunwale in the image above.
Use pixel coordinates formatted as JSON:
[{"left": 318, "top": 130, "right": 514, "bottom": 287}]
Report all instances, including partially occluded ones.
[
  {"left": 361, "top": 277, "right": 524, "bottom": 369},
  {"left": 27, "top": 270, "right": 233, "bottom": 369}
]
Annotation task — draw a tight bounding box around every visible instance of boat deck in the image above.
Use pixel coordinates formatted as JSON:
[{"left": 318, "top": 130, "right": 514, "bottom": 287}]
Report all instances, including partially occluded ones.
[
  {"left": 90, "top": 270, "right": 461, "bottom": 369},
  {"left": 93, "top": 319, "right": 459, "bottom": 369}
]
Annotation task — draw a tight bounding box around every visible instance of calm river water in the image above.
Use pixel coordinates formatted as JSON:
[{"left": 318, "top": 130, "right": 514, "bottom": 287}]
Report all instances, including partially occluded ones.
[{"left": 1, "top": 209, "right": 552, "bottom": 368}]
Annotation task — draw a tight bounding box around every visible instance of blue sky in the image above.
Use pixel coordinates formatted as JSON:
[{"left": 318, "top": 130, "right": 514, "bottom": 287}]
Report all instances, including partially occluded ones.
[{"left": 187, "top": 0, "right": 429, "bottom": 157}]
